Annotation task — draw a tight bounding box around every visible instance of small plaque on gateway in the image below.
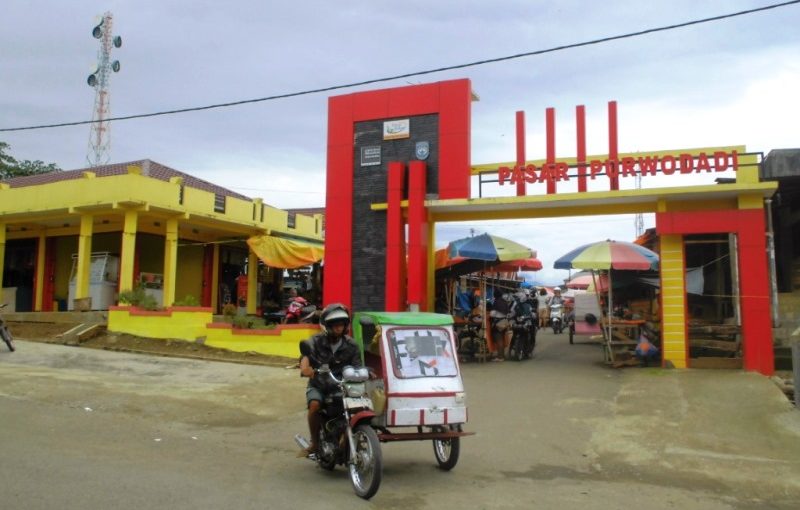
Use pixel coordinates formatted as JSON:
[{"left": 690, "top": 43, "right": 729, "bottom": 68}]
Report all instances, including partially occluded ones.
[{"left": 361, "top": 146, "right": 382, "bottom": 167}]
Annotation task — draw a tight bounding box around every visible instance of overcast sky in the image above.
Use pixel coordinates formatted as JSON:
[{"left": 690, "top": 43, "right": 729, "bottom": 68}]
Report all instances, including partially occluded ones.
[{"left": 2, "top": 1, "right": 799, "bottom": 284}]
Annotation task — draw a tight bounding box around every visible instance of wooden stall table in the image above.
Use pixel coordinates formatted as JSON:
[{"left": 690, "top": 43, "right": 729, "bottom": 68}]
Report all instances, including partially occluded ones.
[{"left": 601, "top": 318, "right": 645, "bottom": 364}]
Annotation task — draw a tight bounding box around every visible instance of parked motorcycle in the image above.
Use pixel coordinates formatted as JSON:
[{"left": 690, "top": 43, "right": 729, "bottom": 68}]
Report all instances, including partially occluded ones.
[
  {"left": 0, "top": 303, "right": 15, "bottom": 352},
  {"left": 508, "top": 312, "right": 535, "bottom": 361},
  {"left": 550, "top": 302, "right": 564, "bottom": 334},
  {"left": 294, "top": 363, "right": 382, "bottom": 499},
  {"left": 282, "top": 297, "right": 319, "bottom": 324},
  {"left": 457, "top": 313, "right": 488, "bottom": 362}
]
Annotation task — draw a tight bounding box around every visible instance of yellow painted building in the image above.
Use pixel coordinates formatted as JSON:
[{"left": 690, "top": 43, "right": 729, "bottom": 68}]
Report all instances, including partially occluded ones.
[{"left": 0, "top": 159, "right": 323, "bottom": 314}]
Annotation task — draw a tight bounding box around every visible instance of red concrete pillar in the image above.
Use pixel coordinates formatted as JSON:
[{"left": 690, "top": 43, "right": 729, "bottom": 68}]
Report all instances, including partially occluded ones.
[
  {"left": 385, "top": 162, "right": 407, "bottom": 311},
  {"left": 407, "top": 161, "right": 428, "bottom": 311},
  {"left": 608, "top": 101, "right": 620, "bottom": 191},
  {"left": 546, "top": 108, "right": 556, "bottom": 195},
  {"left": 516, "top": 111, "right": 526, "bottom": 197},
  {"left": 737, "top": 210, "right": 774, "bottom": 375},
  {"left": 576, "top": 105, "right": 587, "bottom": 193}
]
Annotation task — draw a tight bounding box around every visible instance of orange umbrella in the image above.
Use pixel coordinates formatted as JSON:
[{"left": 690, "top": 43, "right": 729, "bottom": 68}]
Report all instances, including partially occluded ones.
[{"left": 492, "top": 257, "right": 543, "bottom": 272}]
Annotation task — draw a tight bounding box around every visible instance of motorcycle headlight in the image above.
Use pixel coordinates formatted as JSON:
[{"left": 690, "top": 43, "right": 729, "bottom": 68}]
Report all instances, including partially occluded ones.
[
  {"left": 345, "top": 382, "right": 366, "bottom": 397},
  {"left": 343, "top": 366, "right": 369, "bottom": 382}
]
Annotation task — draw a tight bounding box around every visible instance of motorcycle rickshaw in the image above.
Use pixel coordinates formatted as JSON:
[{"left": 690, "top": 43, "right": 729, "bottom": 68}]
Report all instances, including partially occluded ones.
[{"left": 355, "top": 311, "right": 474, "bottom": 462}]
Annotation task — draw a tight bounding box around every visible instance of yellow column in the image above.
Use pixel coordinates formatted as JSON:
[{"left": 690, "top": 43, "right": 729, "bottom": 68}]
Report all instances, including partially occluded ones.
[
  {"left": 34, "top": 232, "right": 46, "bottom": 311},
  {"left": 162, "top": 218, "right": 179, "bottom": 308},
  {"left": 426, "top": 219, "right": 436, "bottom": 312},
  {"left": 660, "top": 234, "right": 688, "bottom": 368},
  {"left": 75, "top": 214, "right": 94, "bottom": 300},
  {"left": 211, "top": 244, "right": 220, "bottom": 313},
  {"left": 0, "top": 223, "right": 6, "bottom": 289},
  {"left": 119, "top": 210, "right": 138, "bottom": 293},
  {"left": 247, "top": 246, "right": 258, "bottom": 315}
]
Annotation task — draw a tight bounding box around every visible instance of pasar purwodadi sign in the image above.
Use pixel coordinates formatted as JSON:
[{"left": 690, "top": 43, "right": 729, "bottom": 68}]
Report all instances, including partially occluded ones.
[{"left": 497, "top": 149, "right": 739, "bottom": 186}]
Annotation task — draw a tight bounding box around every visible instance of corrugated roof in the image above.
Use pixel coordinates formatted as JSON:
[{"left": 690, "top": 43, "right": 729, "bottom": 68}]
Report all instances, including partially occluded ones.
[{"left": 1, "top": 159, "right": 251, "bottom": 201}]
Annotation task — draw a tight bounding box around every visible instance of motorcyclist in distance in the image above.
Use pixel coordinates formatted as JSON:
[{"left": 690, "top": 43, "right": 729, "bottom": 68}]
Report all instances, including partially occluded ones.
[{"left": 298, "top": 303, "right": 362, "bottom": 457}]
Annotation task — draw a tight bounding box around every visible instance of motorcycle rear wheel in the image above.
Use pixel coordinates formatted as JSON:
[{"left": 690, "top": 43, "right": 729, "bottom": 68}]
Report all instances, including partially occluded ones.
[
  {"left": 1, "top": 326, "right": 14, "bottom": 352},
  {"left": 432, "top": 425, "right": 461, "bottom": 470},
  {"left": 349, "top": 425, "right": 382, "bottom": 499}
]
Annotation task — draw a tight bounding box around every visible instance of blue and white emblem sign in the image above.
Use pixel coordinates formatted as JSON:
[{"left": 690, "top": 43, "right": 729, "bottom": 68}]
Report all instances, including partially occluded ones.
[{"left": 415, "top": 141, "right": 430, "bottom": 160}]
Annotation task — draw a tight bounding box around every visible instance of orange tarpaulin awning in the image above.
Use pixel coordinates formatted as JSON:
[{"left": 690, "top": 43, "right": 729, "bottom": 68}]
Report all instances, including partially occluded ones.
[{"left": 247, "top": 235, "right": 324, "bottom": 269}]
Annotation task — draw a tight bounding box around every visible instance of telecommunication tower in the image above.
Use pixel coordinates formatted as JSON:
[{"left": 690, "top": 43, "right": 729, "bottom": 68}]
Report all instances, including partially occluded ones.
[{"left": 86, "top": 12, "right": 122, "bottom": 167}]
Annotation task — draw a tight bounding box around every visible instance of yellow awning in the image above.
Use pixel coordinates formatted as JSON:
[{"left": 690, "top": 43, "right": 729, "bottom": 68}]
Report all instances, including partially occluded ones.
[{"left": 246, "top": 235, "right": 324, "bottom": 269}]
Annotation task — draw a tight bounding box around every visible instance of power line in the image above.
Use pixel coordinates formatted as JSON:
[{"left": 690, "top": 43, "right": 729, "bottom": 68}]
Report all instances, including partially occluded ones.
[{"left": 2, "top": 0, "right": 798, "bottom": 133}]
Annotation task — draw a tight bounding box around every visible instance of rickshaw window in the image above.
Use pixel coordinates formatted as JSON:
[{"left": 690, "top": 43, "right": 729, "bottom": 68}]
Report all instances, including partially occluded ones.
[{"left": 387, "top": 327, "right": 457, "bottom": 379}]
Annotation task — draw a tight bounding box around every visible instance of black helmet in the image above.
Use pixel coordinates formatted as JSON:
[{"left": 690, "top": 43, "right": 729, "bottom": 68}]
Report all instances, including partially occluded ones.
[{"left": 320, "top": 302, "right": 350, "bottom": 334}]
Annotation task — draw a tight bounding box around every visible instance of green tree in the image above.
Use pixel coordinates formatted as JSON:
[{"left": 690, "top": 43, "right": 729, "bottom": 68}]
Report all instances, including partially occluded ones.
[{"left": 0, "top": 141, "right": 61, "bottom": 179}]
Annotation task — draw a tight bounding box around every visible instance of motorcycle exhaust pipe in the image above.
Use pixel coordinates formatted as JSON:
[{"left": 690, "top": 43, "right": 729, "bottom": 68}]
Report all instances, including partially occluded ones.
[{"left": 294, "top": 434, "right": 310, "bottom": 450}]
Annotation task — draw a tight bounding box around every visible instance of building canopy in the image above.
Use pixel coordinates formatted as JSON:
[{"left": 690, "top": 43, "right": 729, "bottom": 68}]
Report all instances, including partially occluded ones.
[{"left": 247, "top": 235, "right": 324, "bottom": 269}]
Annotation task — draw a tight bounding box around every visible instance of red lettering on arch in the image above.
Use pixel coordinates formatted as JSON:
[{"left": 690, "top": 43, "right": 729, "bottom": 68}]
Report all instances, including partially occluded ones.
[
  {"left": 638, "top": 157, "right": 658, "bottom": 176},
  {"left": 589, "top": 160, "right": 603, "bottom": 180},
  {"left": 510, "top": 166, "right": 524, "bottom": 186},
  {"left": 661, "top": 155, "right": 676, "bottom": 175},
  {"left": 679, "top": 153, "right": 694, "bottom": 174},
  {"left": 696, "top": 153, "right": 711, "bottom": 172},
  {"left": 621, "top": 157, "right": 636, "bottom": 177},
  {"left": 555, "top": 162, "right": 570, "bottom": 181},
  {"left": 524, "top": 164, "right": 538, "bottom": 183},
  {"left": 498, "top": 166, "right": 511, "bottom": 185},
  {"left": 713, "top": 152, "right": 729, "bottom": 172},
  {"left": 605, "top": 159, "right": 619, "bottom": 179}
]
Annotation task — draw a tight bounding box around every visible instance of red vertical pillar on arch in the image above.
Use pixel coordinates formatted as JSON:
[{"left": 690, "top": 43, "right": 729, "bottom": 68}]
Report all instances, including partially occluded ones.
[
  {"left": 608, "top": 101, "right": 620, "bottom": 191},
  {"left": 515, "top": 111, "right": 526, "bottom": 197},
  {"left": 576, "top": 105, "right": 587, "bottom": 193},
  {"left": 385, "top": 162, "right": 407, "bottom": 312},
  {"left": 546, "top": 108, "right": 556, "bottom": 194},
  {"left": 407, "top": 161, "right": 428, "bottom": 311}
]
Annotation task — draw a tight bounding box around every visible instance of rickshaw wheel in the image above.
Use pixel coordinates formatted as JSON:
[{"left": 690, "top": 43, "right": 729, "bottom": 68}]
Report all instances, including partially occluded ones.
[{"left": 432, "top": 425, "right": 461, "bottom": 470}]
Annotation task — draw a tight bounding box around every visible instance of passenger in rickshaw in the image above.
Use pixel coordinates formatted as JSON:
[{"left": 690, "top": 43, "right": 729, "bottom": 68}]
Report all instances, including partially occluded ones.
[{"left": 298, "top": 303, "right": 363, "bottom": 457}]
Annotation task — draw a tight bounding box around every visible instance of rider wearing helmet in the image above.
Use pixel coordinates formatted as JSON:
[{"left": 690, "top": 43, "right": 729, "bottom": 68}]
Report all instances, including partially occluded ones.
[
  {"left": 298, "top": 303, "right": 362, "bottom": 457},
  {"left": 547, "top": 287, "right": 565, "bottom": 306}
]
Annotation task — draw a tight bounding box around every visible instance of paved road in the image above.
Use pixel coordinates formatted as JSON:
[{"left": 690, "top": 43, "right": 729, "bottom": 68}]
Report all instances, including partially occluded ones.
[{"left": 1, "top": 331, "right": 799, "bottom": 509}]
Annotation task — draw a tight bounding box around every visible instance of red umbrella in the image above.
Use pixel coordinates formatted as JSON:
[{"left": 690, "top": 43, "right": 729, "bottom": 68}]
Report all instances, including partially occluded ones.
[
  {"left": 493, "top": 257, "right": 543, "bottom": 272},
  {"left": 566, "top": 273, "right": 608, "bottom": 290}
]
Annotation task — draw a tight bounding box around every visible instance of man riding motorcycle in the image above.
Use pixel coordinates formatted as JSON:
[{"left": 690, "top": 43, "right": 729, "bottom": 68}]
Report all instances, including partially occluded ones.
[{"left": 298, "top": 303, "right": 363, "bottom": 457}]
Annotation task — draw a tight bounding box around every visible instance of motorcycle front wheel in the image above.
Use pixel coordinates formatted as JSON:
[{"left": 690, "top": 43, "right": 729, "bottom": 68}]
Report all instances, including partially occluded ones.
[
  {"left": 349, "top": 425, "right": 382, "bottom": 500},
  {"left": 432, "top": 425, "right": 461, "bottom": 470}
]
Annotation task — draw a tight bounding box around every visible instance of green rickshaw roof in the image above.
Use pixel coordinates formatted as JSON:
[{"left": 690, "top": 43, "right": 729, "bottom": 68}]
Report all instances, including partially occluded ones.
[{"left": 354, "top": 311, "right": 454, "bottom": 327}]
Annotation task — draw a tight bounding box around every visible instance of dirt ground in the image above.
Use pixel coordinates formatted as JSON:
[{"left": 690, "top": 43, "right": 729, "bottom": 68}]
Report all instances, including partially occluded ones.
[{"left": 8, "top": 321, "right": 297, "bottom": 367}]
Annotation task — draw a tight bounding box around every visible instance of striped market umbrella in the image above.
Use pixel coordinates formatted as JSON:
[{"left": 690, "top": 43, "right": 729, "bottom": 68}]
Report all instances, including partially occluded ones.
[
  {"left": 449, "top": 233, "right": 534, "bottom": 262},
  {"left": 554, "top": 240, "right": 659, "bottom": 340},
  {"left": 554, "top": 240, "right": 658, "bottom": 271}
]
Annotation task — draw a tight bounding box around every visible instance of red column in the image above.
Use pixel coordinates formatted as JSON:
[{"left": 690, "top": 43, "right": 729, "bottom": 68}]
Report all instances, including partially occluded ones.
[
  {"left": 385, "top": 162, "right": 407, "bottom": 311},
  {"left": 656, "top": 208, "right": 775, "bottom": 376},
  {"left": 323, "top": 96, "right": 355, "bottom": 309},
  {"left": 576, "top": 105, "right": 587, "bottom": 193},
  {"left": 407, "top": 161, "right": 428, "bottom": 311},
  {"left": 546, "top": 108, "right": 556, "bottom": 194},
  {"left": 737, "top": 210, "right": 774, "bottom": 374},
  {"left": 608, "top": 101, "right": 619, "bottom": 191},
  {"left": 516, "top": 111, "right": 526, "bottom": 197}
]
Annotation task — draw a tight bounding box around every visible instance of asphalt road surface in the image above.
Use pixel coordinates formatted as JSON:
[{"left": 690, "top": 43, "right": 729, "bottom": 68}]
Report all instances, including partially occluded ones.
[{"left": 1, "top": 330, "right": 799, "bottom": 509}]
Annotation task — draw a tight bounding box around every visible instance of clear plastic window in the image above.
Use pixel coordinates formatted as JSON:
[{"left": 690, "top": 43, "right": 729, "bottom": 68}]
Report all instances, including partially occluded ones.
[{"left": 387, "top": 327, "right": 457, "bottom": 378}]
